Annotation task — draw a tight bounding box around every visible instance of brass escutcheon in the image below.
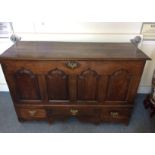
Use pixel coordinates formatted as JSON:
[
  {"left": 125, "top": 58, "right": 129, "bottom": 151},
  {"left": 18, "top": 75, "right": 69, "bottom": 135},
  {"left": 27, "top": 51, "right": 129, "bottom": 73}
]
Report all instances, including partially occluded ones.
[
  {"left": 66, "top": 61, "right": 79, "bottom": 69},
  {"left": 70, "top": 109, "right": 78, "bottom": 116},
  {"left": 110, "top": 112, "right": 119, "bottom": 118},
  {"left": 28, "top": 110, "right": 37, "bottom": 116}
]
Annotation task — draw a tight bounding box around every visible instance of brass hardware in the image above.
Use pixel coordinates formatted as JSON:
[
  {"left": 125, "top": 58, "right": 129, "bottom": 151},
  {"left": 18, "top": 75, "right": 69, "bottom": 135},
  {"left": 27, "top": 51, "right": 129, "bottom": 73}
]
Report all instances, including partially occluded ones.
[
  {"left": 110, "top": 112, "right": 119, "bottom": 118},
  {"left": 66, "top": 61, "right": 79, "bottom": 69},
  {"left": 70, "top": 109, "right": 78, "bottom": 116},
  {"left": 28, "top": 110, "right": 37, "bottom": 116}
]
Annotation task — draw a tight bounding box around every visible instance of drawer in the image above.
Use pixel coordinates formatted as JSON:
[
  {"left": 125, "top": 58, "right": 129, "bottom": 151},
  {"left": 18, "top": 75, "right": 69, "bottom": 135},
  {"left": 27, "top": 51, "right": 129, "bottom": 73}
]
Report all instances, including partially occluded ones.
[
  {"left": 16, "top": 106, "right": 132, "bottom": 124},
  {"left": 17, "top": 108, "right": 47, "bottom": 119},
  {"left": 46, "top": 106, "right": 101, "bottom": 117},
  {"left": 102, "top": 107, "right": 132, "bottom": 122}
]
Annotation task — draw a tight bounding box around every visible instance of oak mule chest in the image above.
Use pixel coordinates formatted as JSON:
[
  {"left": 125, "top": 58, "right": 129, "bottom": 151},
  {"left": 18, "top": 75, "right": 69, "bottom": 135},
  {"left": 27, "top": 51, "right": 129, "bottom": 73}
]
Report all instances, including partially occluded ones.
[{"left": 0, "top": 41, "right": 150, "bottom": 124}]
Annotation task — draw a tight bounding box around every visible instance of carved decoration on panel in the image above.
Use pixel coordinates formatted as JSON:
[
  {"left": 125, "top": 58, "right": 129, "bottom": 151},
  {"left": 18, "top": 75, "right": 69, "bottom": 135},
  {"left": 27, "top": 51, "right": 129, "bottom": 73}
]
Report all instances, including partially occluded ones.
[
  {"left": 46, "top": 68, "right": 67, "bottom": 80},
  {"left": 46, "top": 68, "right": 68, "bottom": 100},
  {"left": 107, "top": 69, "right": 131, "bottom": 101},
  {"left": 77, "top": 68, "right": 100, "bottom": 101},
  {"left": 14, "top": 68, "right": 41, "bottom": 101}
]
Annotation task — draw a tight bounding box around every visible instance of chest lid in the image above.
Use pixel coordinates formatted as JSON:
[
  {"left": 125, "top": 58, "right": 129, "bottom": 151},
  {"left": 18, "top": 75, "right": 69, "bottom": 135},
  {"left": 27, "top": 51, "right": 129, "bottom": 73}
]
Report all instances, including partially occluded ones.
[{"left": 0, "top": 41, "right": 151, "bottom": 61}]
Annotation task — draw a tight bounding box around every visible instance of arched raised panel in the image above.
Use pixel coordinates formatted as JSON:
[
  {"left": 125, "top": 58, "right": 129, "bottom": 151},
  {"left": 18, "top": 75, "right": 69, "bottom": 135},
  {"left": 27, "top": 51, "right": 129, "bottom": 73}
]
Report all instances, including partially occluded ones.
[
  {"left": 77, "top": 68, "right": 99, "bottom": 101},
  {"left": 14, "top": 68, "right": 41, "bottom": 101},
  {"left": 46, "top": 68, "right": 69, "bottom": 100},
  {"left": 107, "top": 69, "right": 131, "bottom": 101}
]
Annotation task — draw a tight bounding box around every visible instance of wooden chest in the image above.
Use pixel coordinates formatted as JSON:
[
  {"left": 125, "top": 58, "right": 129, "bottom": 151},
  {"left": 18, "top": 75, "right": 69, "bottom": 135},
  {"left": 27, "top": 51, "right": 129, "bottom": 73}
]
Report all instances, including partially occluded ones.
[{"left": 0, "top": 41, "right": 150, "bottom": 124}]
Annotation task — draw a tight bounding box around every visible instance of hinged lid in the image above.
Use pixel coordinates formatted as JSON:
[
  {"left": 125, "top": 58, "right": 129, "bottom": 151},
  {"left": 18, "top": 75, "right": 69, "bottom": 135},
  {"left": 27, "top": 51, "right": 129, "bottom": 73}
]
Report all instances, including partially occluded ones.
[{"left": 0, "top": 41, "right": 151, "bottom": 61}]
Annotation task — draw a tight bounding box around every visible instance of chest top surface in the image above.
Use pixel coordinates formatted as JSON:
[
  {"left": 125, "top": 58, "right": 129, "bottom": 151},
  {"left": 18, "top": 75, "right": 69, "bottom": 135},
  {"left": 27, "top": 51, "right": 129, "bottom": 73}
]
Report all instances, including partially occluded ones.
[{"left": 0, "top": 41, "right": 150, "bottom": 61}]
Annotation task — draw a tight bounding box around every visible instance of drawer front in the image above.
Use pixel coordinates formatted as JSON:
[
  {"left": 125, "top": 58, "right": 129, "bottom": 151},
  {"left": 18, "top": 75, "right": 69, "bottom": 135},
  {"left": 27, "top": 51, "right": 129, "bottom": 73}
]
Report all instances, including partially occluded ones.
[
  {"left": 102, "top": 107, "right": 132, "bottom": 122},
  {"left": 46, "top": 106, "right": 101, "bottom": 117},
  {"left": 17, "top": 108, "right": 47, "bottom": 119},
  {"left": 46, "top": 106, "right": 132, "bottom": 118},
  {"left": 16, "top": 106, "right": 132, "bottom": 124}
]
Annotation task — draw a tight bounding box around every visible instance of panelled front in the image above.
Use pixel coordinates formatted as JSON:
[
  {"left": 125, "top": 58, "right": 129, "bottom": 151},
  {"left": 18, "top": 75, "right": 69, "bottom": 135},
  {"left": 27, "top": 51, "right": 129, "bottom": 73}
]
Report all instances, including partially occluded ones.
[
  {"left": 77, "top": 69, "right": 99, "bottom": 101},
  {"left": 14, "top": 68, "right": 41, "bottom": 101},
  {"left": 46, "top": 69, "right": 69, "bottom": 101},
  {"left": 2, "top": 60, "right": 145, "bottom": 105},
  {"left": 106, "top": 69, "right": 132, "bottom": 101}
]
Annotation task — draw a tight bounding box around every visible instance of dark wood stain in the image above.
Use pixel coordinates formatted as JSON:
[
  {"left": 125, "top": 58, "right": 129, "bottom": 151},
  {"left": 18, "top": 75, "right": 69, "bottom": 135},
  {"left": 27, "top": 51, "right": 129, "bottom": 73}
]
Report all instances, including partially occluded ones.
[
  {"left": 14, "top": 68, "right": 41, "bottom": 101},
  {"left": 0, "top": 41, "right": 150, "bottom": 124},
  {"left": 0, "top": 41, "right": 151, "bottom": 60},
  {"left": 106, "top": 69, "right": 131, "bottom": 101},
  {"left": 46, "top": 68, "right": 69, "bottom": 100}
]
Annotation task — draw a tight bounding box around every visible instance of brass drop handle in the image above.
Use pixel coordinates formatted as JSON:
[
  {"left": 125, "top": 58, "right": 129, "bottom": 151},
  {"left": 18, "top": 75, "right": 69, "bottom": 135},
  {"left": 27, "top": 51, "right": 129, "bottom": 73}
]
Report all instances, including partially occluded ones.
[
  {"left": 66, "top": 61, "right": 79, "bottom": 69},
  {"left": 70, "top": 109, "right": 78, "bottom": 116},
  {"left": 28, "top": 110, "right": 37, "bottom": 116},
  {"left": 110, "top": 112, "right": 119, "bottom": 118}
]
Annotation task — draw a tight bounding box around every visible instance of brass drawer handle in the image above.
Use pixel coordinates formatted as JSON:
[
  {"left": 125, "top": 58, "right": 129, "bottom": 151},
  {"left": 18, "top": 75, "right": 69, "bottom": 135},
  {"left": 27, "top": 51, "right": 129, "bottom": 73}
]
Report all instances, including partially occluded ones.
[
  {"left": 110, "top": 112, "right": 119, "bottom": 118},
  {"left": 70, "top": 109, "right": 78, "bottom": 116},
  {"left": 28, "top": 110, "right": 37, "bottom": 116},
  {"left": 66, "top": 61, "right": 79, "bottom": 69}
]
